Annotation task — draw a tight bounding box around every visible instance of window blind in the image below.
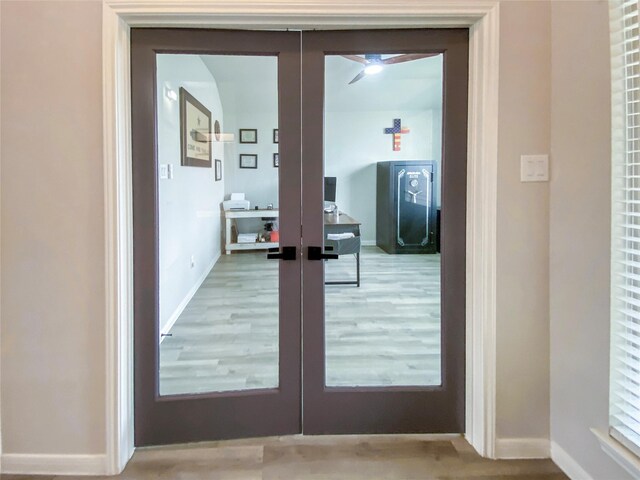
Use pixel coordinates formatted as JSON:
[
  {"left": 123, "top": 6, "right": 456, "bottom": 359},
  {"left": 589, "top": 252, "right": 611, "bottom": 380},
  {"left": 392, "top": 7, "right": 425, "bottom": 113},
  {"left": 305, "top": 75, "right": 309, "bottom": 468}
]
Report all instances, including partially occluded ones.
[{"left": 611, "top": 0, "right": 640, "bottom": 457}]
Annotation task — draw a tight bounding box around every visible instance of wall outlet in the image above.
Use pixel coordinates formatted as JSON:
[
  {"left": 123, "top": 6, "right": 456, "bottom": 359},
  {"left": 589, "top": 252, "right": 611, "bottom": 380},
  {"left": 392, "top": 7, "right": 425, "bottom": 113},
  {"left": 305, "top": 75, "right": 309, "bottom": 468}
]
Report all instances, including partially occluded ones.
[{"left": 190, "top": 255, "right": 195, "bottom": 268}]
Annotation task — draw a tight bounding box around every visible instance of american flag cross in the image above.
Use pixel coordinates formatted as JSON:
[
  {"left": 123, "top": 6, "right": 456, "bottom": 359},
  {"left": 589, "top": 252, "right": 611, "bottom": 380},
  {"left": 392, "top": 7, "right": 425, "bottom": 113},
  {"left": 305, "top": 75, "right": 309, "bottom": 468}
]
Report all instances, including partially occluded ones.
[{"left": 384, "top": 119, "right": 410, "bottom": 151}]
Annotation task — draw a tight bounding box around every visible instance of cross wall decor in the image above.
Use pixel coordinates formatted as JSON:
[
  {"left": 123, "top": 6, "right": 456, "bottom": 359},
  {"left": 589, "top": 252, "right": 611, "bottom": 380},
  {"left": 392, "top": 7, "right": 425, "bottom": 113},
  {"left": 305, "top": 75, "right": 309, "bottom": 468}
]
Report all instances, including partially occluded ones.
[{"left": 384, "top": 118, "right": 410, "bottom": 151}]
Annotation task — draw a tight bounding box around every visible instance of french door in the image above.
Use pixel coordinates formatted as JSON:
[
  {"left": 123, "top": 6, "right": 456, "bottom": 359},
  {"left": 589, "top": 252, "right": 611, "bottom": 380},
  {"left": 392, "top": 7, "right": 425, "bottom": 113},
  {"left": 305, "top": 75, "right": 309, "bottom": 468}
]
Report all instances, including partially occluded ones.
[{"left": 131, "top": 28, "right": 467, "bottom": 446}]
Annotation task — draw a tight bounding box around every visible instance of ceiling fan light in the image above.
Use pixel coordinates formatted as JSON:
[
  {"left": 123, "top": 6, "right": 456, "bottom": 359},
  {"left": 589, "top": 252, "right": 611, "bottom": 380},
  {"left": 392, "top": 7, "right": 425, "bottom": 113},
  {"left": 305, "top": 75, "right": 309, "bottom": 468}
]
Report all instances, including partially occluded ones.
[{"left": 364, "top": 64, "right": 383, "bottom": 75}]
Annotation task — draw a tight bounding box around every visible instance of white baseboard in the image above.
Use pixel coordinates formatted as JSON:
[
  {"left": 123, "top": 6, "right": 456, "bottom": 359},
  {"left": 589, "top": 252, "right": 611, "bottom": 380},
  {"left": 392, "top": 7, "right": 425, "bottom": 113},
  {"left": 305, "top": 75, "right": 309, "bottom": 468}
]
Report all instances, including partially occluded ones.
[
  {"left": 495, "top": 438, "right": 550, "bottom": 459},
  {"left": 160, "top": 252, "right": 219, "bottom": 343},
  {"left": 361, "top": 240, "right": 376, "bottom": 246},
  {"left": 1, "top": 453, "right": 108, "bottom": 476},
  {"left": 551, "top": 441, "right": 594, "bottom": 480}
]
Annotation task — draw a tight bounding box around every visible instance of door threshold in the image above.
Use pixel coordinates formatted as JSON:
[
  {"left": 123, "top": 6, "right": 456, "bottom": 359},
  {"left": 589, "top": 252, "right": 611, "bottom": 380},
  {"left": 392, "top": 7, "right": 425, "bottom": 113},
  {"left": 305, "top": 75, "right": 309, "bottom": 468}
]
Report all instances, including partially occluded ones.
[{"left": 136, "top": 433, "right": 464, "bottom": 452}]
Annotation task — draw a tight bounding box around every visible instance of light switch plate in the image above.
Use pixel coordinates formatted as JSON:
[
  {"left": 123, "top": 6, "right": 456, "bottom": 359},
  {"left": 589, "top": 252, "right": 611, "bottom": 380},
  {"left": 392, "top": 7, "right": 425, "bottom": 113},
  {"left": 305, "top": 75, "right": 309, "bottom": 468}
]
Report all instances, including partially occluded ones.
[
  {"left": 521, "top": 154, "right": 549, "bottom": 182},
  {"left": 159, "top": 164, "right": 169, "bottom": 179},
  {"left": 167, "top": 164, "right": 174, "bottom": 179}
]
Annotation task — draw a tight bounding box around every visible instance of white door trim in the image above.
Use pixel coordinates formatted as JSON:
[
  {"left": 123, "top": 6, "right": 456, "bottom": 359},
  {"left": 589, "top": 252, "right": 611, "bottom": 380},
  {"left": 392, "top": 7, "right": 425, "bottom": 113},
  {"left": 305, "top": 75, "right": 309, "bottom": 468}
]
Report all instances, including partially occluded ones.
[{"left": 102, "top": 0, "right": 500, "bottom": 474}]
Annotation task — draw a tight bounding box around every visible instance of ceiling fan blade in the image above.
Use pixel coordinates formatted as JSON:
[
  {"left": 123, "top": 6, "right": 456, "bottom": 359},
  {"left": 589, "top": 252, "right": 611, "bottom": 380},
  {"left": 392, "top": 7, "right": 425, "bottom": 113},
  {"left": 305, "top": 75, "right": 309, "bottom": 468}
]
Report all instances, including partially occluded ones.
[
  {"left": 341, "top": 55, "right": 369, "bottom": 65},
  {"left": 382, "top": 53, "right": 439, "bottom": 65},
  {"left": 348, "top": 70, "right": 367, "bottom": 85}
]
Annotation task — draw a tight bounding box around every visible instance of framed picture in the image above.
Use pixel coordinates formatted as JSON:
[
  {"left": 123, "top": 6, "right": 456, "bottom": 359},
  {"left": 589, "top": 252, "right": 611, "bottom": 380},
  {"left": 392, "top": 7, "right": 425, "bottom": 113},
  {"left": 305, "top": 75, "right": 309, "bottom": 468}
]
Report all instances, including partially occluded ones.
[
  {"left": 273, "top": 129, "right": 279, "bottom": 144},
  {"left": 179, "top": 87, "right": 212, "bottom": 168},
  {"left": 239, "top": 129, "right": 257, "bottom": 144},
  {"left": 273, "top": 153, "right": 279, "bottom": 168},
  {"left": 215, "top": 159, "right": 222, "bottom": 181},
  {"left": 239, "top": 154, "right": 258, "bottom": 169}
]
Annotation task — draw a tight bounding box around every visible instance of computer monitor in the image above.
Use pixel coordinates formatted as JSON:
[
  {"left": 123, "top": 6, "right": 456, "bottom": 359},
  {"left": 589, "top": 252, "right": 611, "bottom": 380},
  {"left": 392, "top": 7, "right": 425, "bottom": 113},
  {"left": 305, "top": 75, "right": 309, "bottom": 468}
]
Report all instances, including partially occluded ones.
[{"left": 324, "top": 177, "right": 337, "bottom": 203}]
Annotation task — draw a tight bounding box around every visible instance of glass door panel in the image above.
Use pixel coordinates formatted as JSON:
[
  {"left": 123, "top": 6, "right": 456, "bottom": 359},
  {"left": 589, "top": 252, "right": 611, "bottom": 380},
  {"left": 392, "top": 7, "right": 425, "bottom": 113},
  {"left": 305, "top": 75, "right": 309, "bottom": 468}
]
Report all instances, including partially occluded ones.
[
  {"left": 323, "top": 53, "right": 444, "bottom": 388},
  {"left": 157, "top": 54, "right": 280, "bottom": 397}
]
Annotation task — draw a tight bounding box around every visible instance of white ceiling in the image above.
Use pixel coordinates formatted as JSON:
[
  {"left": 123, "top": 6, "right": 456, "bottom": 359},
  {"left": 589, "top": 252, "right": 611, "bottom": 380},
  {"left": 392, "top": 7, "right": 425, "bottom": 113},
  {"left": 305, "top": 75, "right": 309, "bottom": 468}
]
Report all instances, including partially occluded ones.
[
  {"left": 324, "top": 54, "right": 443, "bottom": 112},
  {"left": 200, "top": 53, "right": 443, "bottom": 113}
]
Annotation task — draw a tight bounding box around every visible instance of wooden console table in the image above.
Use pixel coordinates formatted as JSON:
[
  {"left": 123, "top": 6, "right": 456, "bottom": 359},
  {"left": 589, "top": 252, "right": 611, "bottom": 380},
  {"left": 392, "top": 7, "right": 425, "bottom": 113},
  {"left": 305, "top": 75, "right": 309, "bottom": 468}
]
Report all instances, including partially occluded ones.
[{"left": 224, "top": 209, "right": 279, "bottom": 255}]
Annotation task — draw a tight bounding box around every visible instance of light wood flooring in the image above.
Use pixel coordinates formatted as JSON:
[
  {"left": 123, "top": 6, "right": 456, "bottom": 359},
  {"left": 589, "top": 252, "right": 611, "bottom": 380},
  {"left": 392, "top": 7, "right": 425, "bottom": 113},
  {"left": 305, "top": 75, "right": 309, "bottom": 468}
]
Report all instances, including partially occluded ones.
[
  {"left": 1, "top": 436, "right": 568, "bottom": 480},
  {"left": 160, "top": 247, "right": 441, "bottom": 396}
]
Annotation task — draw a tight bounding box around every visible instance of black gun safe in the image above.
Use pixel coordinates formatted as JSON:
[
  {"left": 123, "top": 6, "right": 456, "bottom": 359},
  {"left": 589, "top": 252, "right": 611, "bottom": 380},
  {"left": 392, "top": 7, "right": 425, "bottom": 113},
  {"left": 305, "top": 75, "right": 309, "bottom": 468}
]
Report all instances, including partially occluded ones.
[{"left": 376, "top": 161, "right": 438, "bottom": 254}]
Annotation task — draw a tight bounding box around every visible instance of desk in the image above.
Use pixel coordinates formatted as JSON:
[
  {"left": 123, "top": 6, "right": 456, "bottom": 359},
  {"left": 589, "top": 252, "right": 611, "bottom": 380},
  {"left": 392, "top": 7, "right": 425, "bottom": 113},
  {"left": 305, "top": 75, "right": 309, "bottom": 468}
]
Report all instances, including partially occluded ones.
[
  {"left": 224, "top": 209, "right": 278, "bottom": 255},
  {"left": 324, "top": 212, "right": 361, "bottom": 287}
]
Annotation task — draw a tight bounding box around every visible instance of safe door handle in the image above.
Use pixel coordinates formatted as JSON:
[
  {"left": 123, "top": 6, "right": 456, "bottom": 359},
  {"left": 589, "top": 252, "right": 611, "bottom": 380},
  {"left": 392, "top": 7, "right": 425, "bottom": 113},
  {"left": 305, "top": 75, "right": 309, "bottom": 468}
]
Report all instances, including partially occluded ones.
[
  {"left": 267, "top": 246, "right": 297, "bottom": 260},
  {"left": 308, "top": 246, "right": 339, "bottom": 261}
]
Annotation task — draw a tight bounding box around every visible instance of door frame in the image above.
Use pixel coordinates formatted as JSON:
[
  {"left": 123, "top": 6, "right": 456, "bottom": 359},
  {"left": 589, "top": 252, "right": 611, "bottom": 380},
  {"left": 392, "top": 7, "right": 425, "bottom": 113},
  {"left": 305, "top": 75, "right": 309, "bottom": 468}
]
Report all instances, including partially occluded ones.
[{"left": 102, "top": 0, "right": 500, "bottom": 474}]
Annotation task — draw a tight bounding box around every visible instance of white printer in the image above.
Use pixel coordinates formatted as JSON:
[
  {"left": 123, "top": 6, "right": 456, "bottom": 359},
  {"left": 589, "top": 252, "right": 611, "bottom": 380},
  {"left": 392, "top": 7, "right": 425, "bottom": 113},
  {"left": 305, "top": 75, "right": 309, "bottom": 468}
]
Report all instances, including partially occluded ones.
[{"left": 223, "top": 192, "right": 250, "bottom": 210}]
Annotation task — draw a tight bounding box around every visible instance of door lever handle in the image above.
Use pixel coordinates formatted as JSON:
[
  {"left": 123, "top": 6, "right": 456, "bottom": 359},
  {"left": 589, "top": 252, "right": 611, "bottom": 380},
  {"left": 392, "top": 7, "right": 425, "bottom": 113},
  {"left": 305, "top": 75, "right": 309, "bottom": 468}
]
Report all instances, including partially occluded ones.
[
  {"left": 308, "top": 246, "right": 339, "bottom": 261},
  {"left": 267, "top": 246, "right": 297, "bottom": 260}
]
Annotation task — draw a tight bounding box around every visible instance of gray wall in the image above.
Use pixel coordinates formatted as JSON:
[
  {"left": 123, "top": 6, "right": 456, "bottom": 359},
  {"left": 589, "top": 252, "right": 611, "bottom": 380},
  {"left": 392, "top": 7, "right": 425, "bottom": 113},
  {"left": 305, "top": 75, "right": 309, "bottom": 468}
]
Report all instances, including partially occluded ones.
[
  {"left": 0, "top": 0, "right": 553, "bottom": 459},
  {"left": 495, "top": 0, "right": 551, "bottom": 441},
  {"left": 549, "top": 1, "right": 632, "bottom": 478},
  {"left": 0, "top": 0, "right": 106, "bottom": 454},
  {"left": 0, "top": 3, "right": 628, "bottom": 478}
]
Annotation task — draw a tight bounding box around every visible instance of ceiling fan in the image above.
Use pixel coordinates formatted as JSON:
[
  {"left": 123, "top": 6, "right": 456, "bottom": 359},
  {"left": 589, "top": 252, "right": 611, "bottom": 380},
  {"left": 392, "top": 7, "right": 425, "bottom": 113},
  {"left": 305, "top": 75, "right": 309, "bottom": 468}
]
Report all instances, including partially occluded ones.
[{"left": 341, "top": 53, "right": 438, "bottom": 85}]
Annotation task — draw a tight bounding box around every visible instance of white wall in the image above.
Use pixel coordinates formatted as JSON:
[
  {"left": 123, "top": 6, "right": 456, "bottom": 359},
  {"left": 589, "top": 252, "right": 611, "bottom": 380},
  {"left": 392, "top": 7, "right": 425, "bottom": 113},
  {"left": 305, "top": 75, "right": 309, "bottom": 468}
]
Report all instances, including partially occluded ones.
[
  {"left": 218, "top": 106, "right": 442, "bottom": 242},
  {"left": 204, "top": 56, "right": 280, "bottom": 234},
  {"left": 325, "top": 109, "right": 441, "bottom": 242},
  {"left": 157, "top": 55, "right": 225, "bottom": 335},
  {"left": 549, "top": 2, "right": 632, "bottom": 478},
  {"left": 207, "top": 54, "right": 443, "bottom": 241},
  {"left": 224, "top": 112, "right": 279, "bottom": 213}
]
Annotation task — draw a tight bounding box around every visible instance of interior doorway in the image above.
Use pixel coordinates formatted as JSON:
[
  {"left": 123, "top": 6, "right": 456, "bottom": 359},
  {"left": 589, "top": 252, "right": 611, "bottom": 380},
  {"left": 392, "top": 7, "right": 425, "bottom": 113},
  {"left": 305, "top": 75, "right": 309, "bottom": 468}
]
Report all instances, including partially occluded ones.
[{"left": 131, "top": 27, "right": 468, "bottom": 446}]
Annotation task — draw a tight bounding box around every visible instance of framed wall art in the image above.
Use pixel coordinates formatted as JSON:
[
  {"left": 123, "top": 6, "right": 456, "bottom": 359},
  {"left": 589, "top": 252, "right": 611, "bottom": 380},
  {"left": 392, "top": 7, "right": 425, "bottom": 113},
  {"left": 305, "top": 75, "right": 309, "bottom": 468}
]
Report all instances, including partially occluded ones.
[
  {"left": 179, "top": 87, "right": 212, "bottom": 168},
  {"left": 273, "top": 129, "right": 279, "bottom": 144},
  {"left": 215, "top": 159, "right": 222, "bottom": 181},
  {"left": 239, "top": 154, "right": 258, "bottom": 169},
  {"left": 273, "top": 153, "right": 279, "bottom": 167},
  {"left": 239, "top": 128, "right": 257, "bottom": 144}
]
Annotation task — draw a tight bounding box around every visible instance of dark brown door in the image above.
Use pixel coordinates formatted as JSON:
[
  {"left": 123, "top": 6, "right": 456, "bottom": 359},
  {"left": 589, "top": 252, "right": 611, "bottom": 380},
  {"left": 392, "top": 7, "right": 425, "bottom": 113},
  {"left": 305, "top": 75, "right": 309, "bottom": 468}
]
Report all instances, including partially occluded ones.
[
  {"left": 131, "top": 29, "right": 302, "bottom": 446},
  {"left": 301, "top": 29, "right": 468, "bottom": 434},
  {"left": 132, "top": 27, "right": 467, "bottom": 446}
]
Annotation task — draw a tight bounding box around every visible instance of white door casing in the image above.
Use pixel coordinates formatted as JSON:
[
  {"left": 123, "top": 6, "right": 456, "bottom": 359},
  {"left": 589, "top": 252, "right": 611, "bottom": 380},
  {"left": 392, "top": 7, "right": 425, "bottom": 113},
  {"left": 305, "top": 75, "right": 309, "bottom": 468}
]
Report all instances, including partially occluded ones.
[{"left": 102, "top": 0, "right": 500, "bottom": 474}]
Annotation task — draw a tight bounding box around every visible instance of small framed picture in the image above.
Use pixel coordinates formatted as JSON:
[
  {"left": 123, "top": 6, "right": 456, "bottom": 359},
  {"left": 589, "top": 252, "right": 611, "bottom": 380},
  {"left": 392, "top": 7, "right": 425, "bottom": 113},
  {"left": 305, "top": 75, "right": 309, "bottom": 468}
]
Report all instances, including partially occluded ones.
[
  {"left": 215, "top": 159, "right": 222, "bottom": 181},
  {"left": 239, "top": 129, "right": 257, "bottom": 144},
  {"left": 239, "top": 154, "right": 258, "bottom": 169},
  {"left": 273, "top": 153, "right": 279, "bottom": 168},
  {"left": 273, "top": 129, "right": 279, "bottom": 144}
]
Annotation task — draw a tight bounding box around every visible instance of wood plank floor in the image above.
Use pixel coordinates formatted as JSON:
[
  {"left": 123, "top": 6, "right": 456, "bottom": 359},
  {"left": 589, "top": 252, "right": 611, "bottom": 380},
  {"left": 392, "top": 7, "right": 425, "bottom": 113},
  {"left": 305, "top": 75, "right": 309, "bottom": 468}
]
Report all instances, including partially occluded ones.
[
  {"left": 325, "top": 248, "right": 441, "bottom": 387},
  {"left": 160, "top": 247, "right": 441, "bottom": 396},
  {"left": 0, "top": 436, "right": 568, "bottom": 479}
]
